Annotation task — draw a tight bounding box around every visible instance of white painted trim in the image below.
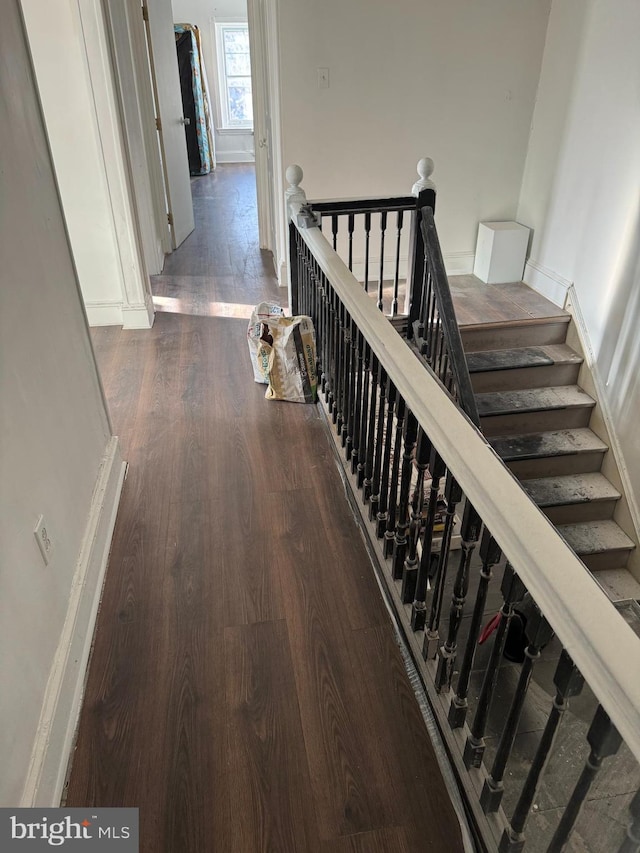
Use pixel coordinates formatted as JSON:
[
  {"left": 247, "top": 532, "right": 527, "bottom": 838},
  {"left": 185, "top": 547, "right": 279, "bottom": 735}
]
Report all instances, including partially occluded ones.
[
  {"left": 85, "top": 301, "right": 124, "bottom": 326},
  {"left": 215, "top": 150, "right": 256, "bottom": 164},
  {"left": 444, "top": 251, "right": 475, "bottom": 276},
  {"left": 523, "top": 258, "right": 572, "bottom": 308},
  {"left": 21, "top": 437, "right": 126, "bottom": 807},
  {"left": 291, "top": 204, "right": 640, "bottom": 762},
  {"left": 122, "top": 292, "right": 155, "bottom": 328},
  {"left": 263, "top": 0, "right": 286, "bottom": 291},
  {"left": 565, "top": 284, "right": 640, "bottom": 540}
]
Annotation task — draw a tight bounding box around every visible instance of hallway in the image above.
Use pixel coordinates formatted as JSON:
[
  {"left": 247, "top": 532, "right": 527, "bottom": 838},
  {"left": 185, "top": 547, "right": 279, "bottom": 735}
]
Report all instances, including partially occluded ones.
[{"left": 66, "top": 166, "right": 465, "bottom": 852}]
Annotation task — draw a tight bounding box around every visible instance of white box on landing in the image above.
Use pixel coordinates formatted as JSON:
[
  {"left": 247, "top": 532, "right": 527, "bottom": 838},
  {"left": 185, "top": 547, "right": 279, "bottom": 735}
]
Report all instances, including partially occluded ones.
[{"left": 473, "top": 221, "right": 530, "bottom": 284}]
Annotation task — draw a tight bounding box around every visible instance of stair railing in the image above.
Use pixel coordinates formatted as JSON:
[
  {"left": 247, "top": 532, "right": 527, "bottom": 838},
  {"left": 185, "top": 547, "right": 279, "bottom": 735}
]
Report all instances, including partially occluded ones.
[{"left": 287, "top": 162, "right": 640, "bottom": 853}]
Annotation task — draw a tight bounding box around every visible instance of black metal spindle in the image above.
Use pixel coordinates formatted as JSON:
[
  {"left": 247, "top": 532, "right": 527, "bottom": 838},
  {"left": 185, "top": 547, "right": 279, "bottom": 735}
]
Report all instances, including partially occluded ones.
[
  {"left": 480, "top": 605, "right": 554, "bottom": 813},
  {"left": 423, "top": 473, "right": 462, "bottom": 660},
  {"left": 377, "top": 210, "right": 387, "bottom": 312},
  {"left": 392, "top": 210, "right": 403, "bottom": 317},
  {"left": 347, "top": 213, "right": 355, "bottom": 271},
  {"left": 383, "top": 397, "right": 405, "bottom": 558},
  {"left": 351, "top": 328, "right": 364, "bottom": 473},
  {"left": 619, "top": 789, "right": 640, "bottom": 853},
  {"left": 435, "top": 501, "right": 482, "bottom": 693},
  {"left": 333, "top": 293, "right": 343, "bottom": 427},
  {"left": 401, "top": 427, "right": 430, "bottom": 604},
  {"left": 357, "top": 342, "right": 371, "bottom": 488},
  {"left": 392, "top": 410, "right": 418, "bottom": 579},
  {"left": 364, "top": 211, "right": 371, "bottom": 293},
  {"left": 548, "top": 706, "right": 623, "bottom": 853},
  {"left": 363, "top": 354, "right": 379, "bottom": 503},
  {"left": 499, "top": 651, "right": 585, "bottom": 853},
  {"left": 342, "top": 313, "right": 355, "bottom": 452},
  {"left": 449, "top": 528, "right": 501, "bottom": 728},
  {"left": 411, "top": 449, "right": 445, "bottom": 632},
  {"left": 463, "top": 564, "right": 526, "bottom": 768},
  {"left": 369, "top": 366, "right": 387, "bottom": 521},
  {"left": 289, "top": 222, "right": 300, "bottom": 316},
  {"left": 331, "top": 213, "right": 338, "bottom": 251},
  {"left": 376, "top": 380, "right": 396, "bottom": 538}
]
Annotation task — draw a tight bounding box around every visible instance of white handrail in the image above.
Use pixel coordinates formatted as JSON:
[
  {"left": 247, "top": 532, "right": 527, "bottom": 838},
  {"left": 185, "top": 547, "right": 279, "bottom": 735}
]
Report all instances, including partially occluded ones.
[{"left": 290, "top": 201, "right": 640, "bottom": 762}]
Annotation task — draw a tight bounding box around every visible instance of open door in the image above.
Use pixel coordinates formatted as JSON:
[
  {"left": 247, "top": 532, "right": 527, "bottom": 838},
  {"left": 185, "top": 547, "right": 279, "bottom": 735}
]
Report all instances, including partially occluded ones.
[{"left": 143, "top": 0, "right": 194, "bottom": 249}]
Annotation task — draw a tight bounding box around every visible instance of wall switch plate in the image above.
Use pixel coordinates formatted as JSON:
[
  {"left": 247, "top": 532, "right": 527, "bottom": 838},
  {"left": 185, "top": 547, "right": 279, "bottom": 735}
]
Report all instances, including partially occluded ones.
[
  {"left": 317, "top": 67, "right": 329, "bottom": 89},
  {"left": 34, "top": 515, "right": 53, "bottom": 565}
]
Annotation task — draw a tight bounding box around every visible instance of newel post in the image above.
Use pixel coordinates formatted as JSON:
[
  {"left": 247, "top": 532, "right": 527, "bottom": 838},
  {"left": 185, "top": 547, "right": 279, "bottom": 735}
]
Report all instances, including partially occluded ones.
[
  {"left": 405, "top": 158, "right": 437, "bottom": 332},
  {"left": 285, "top": 164, "right": 306, "bottom": 315}
]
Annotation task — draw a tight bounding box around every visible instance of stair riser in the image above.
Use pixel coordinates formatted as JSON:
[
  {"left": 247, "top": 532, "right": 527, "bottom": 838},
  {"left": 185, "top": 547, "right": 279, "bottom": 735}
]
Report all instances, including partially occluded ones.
[
  {"left": 579, "top": 549, "right": 633, "bottom": 572},
  {"left": 461, "top": 321, "right": 569, "bottom": 352},
  {"left": 480, "top": 406, "right": 594, "bottom": 437},
  {"left": 539, "top": 499, "right": 619, "bottom": 525},
  {"left": 506, "top": 451, "right": 606, "bottom": 480},
  {"left": 470, "top": 363, "right": 581, "bottom": 393}
]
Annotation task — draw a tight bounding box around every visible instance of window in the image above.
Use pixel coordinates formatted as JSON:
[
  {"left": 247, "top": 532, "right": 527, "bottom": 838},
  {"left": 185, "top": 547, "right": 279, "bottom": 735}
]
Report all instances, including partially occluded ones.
[{"left": 215, "top": 22, "right": 253, "bottom": 130}]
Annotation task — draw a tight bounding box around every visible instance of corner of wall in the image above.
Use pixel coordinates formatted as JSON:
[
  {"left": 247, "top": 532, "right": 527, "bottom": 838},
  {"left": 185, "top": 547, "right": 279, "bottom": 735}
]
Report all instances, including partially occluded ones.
[{"left": 20, "top": 437, "right": 127, "bottom": 807}]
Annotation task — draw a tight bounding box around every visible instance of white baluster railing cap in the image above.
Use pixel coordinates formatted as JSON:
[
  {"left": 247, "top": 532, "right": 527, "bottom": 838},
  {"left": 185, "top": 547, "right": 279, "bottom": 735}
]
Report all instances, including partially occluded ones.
[
  {"left": 412, "top": 157, "right": 436, "bottom": 196},
  {"left": 285, "top": 164, "right": 307, "bottom": 216}
]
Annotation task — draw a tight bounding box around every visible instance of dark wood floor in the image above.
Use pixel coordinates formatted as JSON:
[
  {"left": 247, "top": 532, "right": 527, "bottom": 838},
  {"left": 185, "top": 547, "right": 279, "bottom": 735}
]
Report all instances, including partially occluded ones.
[{"left": 66, "top": 165, "right": 465, "bottom": 852}]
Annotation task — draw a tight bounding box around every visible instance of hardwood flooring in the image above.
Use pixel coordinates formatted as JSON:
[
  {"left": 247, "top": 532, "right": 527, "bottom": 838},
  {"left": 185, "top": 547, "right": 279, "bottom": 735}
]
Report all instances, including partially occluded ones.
[{"left": 66, "top": 165, "right": 464, "bottom": 852}]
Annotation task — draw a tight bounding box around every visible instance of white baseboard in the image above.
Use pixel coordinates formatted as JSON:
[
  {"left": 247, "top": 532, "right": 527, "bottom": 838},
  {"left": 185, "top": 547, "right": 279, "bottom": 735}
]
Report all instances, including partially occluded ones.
[
  {"left": 215, "top": 151, "right": 255, "bottom": 164},
  {"left": 21, "top": 437, "right": 127, "bottom": 807},
  {"left": 523, "top": 259, "right": 572, "bottom": 308},
  {"left": 85, "top": 301, "right": 123, "bottom": 327},
  {"left": 565, "top": 285, "right": 640, "bottom": 542},
  {"left": 444, "top": 251, "right": 475, "bottom": 276},
  {"left": 122, "top": 293, "right": 155, "bottom": 329}
]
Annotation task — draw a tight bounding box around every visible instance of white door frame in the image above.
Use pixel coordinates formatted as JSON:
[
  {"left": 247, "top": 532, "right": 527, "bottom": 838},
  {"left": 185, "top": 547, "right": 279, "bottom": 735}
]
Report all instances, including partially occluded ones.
[{"left": 246, "top": 0, "right": 287, "bottom": 290}]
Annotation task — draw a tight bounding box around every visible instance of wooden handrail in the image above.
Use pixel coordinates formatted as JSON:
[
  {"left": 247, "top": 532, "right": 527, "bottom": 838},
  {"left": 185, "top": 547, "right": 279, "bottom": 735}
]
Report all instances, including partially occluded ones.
[{"left": 289, "top": 197, "right": 640, "bottom": 763}]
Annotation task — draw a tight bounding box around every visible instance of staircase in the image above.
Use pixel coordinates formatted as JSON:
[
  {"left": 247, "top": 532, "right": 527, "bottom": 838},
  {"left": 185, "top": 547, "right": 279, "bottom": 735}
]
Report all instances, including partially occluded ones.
[{"left": 461, "top": 310, "right": 640, "bottom": 605}]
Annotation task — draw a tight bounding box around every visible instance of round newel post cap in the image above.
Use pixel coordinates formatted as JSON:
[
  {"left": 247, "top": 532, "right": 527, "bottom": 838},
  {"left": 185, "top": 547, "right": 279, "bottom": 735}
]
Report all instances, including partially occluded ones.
[
  {"left": 412, "top": 157, "right": 436, "bottom": 196},
  {"left": 285, "top": 164, "right": 307, "bottom": 215},
  {"left": 285, "top": 164, "right": 304, "bottom": 190}
]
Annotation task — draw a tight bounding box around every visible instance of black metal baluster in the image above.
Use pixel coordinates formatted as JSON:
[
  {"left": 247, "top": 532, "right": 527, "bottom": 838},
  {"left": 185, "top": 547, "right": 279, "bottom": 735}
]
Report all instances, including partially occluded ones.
[
  {"left": 340, "top": 312, "right": 352, "bottom": 449},
  {"left": 289, "top": 222, "right": 300, "bottom": 316},
  {"left": 325, "top": 282, "right": 335, "bottom": 410},
  {"left": 377, "top": 210, "right": 387, "bottom": 312},
  {"left": 383, "top": 397, "right": 405, "bottom": 558},
  {"left": 347, "top": 213, "right": 355, "bottom": 271},
  {"left": 449, "top": 528, "right": 501, "bottom": 728},
  {"left": 416, "top": 260, "right": 429, "bottom": 344},
  {"left": 401, "top": 427, "right": 430, "bottom": 604},
  {"left": 481, "top": 604, "right": 554, "bottom": 813},
  {"left": 463, "top": 564, "right": 526, "bottom": 768},
  {"left": 369, "top": 367, "right": 388, "bottom": 521},
  {"left": 411, "top": 449, "right": 446, "bottom": 632},
  {"left": 364, "top": 212, "right": 371, "bottom": 293},
  {"left": 435, "top": 501, "right": 482, "bottom": 693},
  {"left": 345, "top": 315, "right": 357, "bottom": 457},
  {"left": 500, "top": 651, "right": 585, "bottom": 853},
  {"left": 376, "top": 380, "right": 397, "bottom": 538},
  {"left": 351, "top": 328, "right": 364, "bottom": 473},
  {"left": 333, "top": 295, "right": 343, "bottom": 428},
  {"left": 357, "top": 342, "right": 370, "bottom": 488},
  {"left": 548, "top": 706, "right": 623, "bottom": 853},
  {"left": 331, "top": 213, "right": 338, "bottom": 251},
  {"left": 618, "top": 790, "right": 640, "bottom": 853},
  {"left": 392, "top": 410, "right": 418, "bottom": 579},
  {"left": 363, "top": 355, "right": 379, "bottom": 503},
  {"left": 391, "top": 210, "right": 403, "bottom": 317},
  {"left": 423, "top": 473, "right": 462, "bottom": 659}
]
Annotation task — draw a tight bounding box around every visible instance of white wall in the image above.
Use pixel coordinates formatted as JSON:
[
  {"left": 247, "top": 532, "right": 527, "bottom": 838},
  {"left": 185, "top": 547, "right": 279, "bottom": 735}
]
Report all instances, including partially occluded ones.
[
  {"left": 21, "top": 0, "right": 154, "bottom": 328},
  {"left": 517, "top": 0, "right": 640, "bottom": 514},
  {"left": 171, "top": 0, "right": 255, "bottom": 163},
  {"left": 0, "top": 1, "right": 123, "bottom": 805},
  {"left": 277, "top": 0, "right": 551, "bottom": 271}
]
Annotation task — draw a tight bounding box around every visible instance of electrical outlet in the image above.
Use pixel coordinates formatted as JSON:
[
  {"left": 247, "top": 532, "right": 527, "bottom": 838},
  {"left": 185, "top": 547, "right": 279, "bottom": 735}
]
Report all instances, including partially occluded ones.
[
  {"left": 34, "top": 515, "right": 53, "bottom": 565},
  {"left": 317, "top": 67, "right": 329, "bottom": 89}
]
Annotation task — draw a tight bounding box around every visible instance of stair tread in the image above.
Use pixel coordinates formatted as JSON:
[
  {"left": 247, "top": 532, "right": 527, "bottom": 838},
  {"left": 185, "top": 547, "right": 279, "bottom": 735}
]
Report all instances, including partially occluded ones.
[
  {"left": 477, "top": 385, "right": 595, "bottom": 417},
  {"left": 594, "top": 569, "right": 640, "bottom": 604},
  {"left": 522, "top": 473, "right": 621, "bottom": 508},
  {"left": 557, "top": 520, "right": 636, "bottom": 555},
  {"left": 467, "top": 344, "right": 582, "bottom": 372},
  {"left": 490, "top": 428, "right": 608, "bottom": 462}
]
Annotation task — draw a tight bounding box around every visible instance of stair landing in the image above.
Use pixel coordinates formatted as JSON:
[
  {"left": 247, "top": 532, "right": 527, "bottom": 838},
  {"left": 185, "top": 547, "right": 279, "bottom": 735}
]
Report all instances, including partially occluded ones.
[{"left": 450, "top": 275, "right": 570, "bottom": 328}]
